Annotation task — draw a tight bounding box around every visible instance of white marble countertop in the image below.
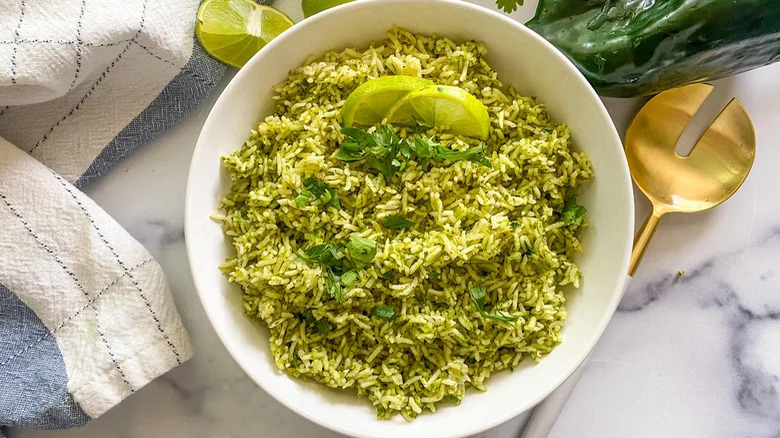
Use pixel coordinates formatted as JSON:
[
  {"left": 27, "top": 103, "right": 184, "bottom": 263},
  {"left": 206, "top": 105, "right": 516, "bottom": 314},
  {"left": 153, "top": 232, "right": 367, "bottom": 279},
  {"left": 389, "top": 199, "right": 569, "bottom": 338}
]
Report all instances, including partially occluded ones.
[{"left": 13, "top": 1, "right": 780, "bottom": 437}]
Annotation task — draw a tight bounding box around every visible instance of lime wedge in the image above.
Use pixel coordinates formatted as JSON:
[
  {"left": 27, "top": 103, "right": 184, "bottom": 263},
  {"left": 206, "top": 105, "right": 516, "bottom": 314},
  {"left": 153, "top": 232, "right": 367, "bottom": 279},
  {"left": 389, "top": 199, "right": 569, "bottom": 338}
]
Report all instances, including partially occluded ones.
[
  {"left": 196, "top": 0, "right": 294, "bottom": 68},
  {"left": 342, "top": 76, "right": 433, "bottom": 127},
  {"left": 386, "top": 85, "right": 491, "bottom": 139},
  {"left": 302, "top": 0, "right": 353, "bottom": 18}
]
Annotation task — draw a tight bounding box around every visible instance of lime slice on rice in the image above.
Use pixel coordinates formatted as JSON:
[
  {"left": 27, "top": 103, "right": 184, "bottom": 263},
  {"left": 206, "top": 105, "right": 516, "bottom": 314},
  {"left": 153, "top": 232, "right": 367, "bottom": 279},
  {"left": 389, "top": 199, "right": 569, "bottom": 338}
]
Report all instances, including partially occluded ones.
[
  {"left": 196, "top": 0, "right": 294, "bottom": 68},
  {"left": 342, "top": 75, "right": 433, "bottom": 127},
  {"left": 386, "top": 85, "right": 491, "bottom": 139}
]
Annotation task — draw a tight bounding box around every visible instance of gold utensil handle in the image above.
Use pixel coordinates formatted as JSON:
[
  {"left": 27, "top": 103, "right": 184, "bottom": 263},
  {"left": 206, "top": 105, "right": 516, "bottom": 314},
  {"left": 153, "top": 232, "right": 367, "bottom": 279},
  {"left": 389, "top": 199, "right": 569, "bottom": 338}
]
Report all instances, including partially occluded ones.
[{"left": 629, "top": 209, "right": 663, "bottom": 276}]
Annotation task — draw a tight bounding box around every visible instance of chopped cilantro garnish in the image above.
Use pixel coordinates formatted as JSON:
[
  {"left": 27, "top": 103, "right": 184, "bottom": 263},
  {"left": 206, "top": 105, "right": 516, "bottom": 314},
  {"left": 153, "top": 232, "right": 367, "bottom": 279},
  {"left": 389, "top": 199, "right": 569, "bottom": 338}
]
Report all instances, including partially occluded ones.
[
  {"left": 434, "top": 143, "right": 492, "bottom": 168},
  {"left": 427, "top": 271, "right": 441, "bottom": 280},
  {"left": 298, "top": 243, "right": 342, "bottom": 269},
  {"left": 336, "top": 126, "right": 407, "bottom": 179},
  {"left": 561, "top": 196, "right": 587, "bottom": 227},
  {"left": 340, "top": 269, "right": 358, "bottom": 286},
  {"left": 336, "top": 127, "right": 491, "bottom": 179},
  {"left": 470, "top": 285, "right": 519, "bottom": 322},
  {"left": 298, "top": 243, "right": 345, "bottom": 302},
  {"left": 384, "top": 214, "right": 415, "bottom": 230},
  {"left": 315, "top": 317, "right": 332, "bottom": 335},
  {"left": 294, "top": 193, "right": 312, "bottom": 208},
  {"left": 346, "top": 235, "right": 377, "bottom": 269},
  {"left": 326, "top": 268, "right": 345, "bottom": 302},
  {"left": 371, "top": 305, "right": 397, "bottom": 321},
  {"left": 300, "top": 309, "right": 332, "bottom": 335},
  {"left": 301, "top": 309, "right": 316, "bottom": 324},
  {"left": 296, "top": 176, "right": 340, "bottom": 209},
  {"left": 381, "top": 270, "right": 396, "bottom": 280}
]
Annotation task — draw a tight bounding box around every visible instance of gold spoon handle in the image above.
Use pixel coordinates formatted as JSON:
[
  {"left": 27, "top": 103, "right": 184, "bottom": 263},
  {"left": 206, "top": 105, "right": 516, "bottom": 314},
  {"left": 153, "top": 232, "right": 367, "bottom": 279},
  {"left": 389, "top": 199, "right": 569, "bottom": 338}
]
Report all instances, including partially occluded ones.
[{"left": 629, "top": 208, "right": 664, "bottom": 276}]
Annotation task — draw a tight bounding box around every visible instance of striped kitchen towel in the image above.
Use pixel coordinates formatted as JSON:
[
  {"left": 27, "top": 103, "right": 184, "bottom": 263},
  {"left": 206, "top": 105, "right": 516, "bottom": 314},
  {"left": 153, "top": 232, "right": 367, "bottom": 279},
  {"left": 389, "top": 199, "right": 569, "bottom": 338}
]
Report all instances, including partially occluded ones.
[{"left": 0, "top": 0, "right": 228, "bottom": 435}]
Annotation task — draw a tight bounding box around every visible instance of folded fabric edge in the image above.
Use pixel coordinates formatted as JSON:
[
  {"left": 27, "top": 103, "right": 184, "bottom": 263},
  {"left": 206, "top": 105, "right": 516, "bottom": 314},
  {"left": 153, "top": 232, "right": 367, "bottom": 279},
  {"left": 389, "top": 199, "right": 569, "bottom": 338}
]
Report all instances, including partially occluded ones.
[
  {"left": 74, "top": 38, "right": 227, "bottom": 187},
  {"left": 0, "top": 282, "right": 92, "bottom": 430},
  {"left": 0, "top": 138, "right": 194, "bottom": 431}
]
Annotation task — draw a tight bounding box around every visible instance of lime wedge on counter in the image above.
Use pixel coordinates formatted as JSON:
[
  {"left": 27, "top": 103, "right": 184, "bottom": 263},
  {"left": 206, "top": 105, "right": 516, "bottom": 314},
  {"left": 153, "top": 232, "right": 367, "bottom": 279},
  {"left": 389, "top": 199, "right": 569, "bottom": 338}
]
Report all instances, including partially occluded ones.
[
  {"left": 302, "top": 0, "right": 353, "bottom": 18},
  {"left": 342, "top": 76, "right": 433, "bottom": 127},
  {"left": 386, "top": 85, "right": 491, "bottom": 139},
  {"left": 196, "top": 0, "right": 294, "bottom": 68}
]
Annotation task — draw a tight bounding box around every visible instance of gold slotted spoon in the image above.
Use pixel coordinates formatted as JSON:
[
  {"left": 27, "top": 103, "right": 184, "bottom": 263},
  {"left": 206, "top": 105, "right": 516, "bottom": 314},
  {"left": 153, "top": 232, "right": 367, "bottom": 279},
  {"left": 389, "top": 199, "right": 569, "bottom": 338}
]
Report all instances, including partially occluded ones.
[
  {"left": 626, "top": 83, "right": 756, "bottom": 275},
  {"left": 521, "top": 83, "right": 756, "bottom": 438}
]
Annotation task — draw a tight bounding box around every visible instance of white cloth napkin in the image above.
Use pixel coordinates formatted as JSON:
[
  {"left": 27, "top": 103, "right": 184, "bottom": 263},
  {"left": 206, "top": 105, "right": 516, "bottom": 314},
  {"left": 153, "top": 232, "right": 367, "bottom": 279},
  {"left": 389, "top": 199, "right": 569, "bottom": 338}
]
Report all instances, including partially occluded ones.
[
  {"left": 0, "top": 0, "right": 226, "bottom": 434},
  {"left": 0, "top": 138, "right": 193, "bottom": 426},
  {"left": 0, "top": 0, "right": 225, "bottom": 185}
]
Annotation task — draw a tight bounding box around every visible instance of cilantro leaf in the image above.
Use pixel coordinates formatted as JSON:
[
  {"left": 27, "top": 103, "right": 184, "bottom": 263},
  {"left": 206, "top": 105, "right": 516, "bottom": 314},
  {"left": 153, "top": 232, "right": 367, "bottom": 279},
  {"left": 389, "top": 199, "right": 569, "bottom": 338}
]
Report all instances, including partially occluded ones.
[
  {"left": 434, "top": 144, "right": 492, "bottom": 168},
  {"left": 298, "top": 243, "right": 343, "bottom": 269},
  {"left": 337, "top": 126, "right": 405, "bottom": 180},
  {"left": 365, "top": 151, "right": 402, "bottom": 180},
  {"left": 381, "top": 270, "right": 396, "bottom": 280},
  {"left": 346, "top": 235, "right": 377, "bottom": 269},
  {"left": 372, "top": 125, "right": 398, "bottom": 154},
  {"left": 315, "top": 317, "right": 332, "bottom": 335},
  {"left": 334, "top": 148, "right": 367, "bottom": 162},
  {"left": 384, "top": 214, "right": 415, "bottom": 230},
  {"left": 471, "top": 285, "right": 487, "bottom": 307},
  {"left": 427, "top": 271, "right": 441, "bottom": 280},
  {"left": 295, "top": 191, "right": 312, "bottom": 208},
  {"left": 412, "top": 136, "right": 437, "bottom": 170},
  {"left": 496, "top": 0, "right": 523, "bottom": 13},
  {"left": 297, "top": 177, "right": 340, "bottom": 209},
  {"left": 561, "top": 196, "right": 587, "bottom": 227},
  {"left": 326, "top": 268, "right": 345, "bottom": 302},
  {"left": 301, "top": 309, "right": 332, "bottom": 335},
  {"left": 470, "top": 285, "right": 519, "bottom": 322},
  {"left": 340, "top": 269, "right": 358, "bottom": 286},
  {"left": 341, "top": 126, "right": 376, "bottom": 147},
  {"left": 301, "top": 309, "right": 316, "bottom": 325},
  {"left": 371, "top": 305, "right": 397, "bottom": 321}
]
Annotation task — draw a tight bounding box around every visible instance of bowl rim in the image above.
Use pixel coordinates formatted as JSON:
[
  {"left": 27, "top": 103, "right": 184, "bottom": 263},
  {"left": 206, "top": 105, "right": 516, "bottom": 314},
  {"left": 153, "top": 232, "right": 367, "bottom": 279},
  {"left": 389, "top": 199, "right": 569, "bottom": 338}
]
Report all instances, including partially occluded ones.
[{"left": 184, "top": 1, "right": 634, "bottom": 436}]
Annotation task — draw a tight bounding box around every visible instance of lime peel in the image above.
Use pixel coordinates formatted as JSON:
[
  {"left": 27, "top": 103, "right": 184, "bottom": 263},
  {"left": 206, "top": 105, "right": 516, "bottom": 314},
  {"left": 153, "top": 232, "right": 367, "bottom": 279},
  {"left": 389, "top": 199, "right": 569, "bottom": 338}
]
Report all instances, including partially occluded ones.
[{"left": 196, "top": 0, "right": 294, "bottom": 68}]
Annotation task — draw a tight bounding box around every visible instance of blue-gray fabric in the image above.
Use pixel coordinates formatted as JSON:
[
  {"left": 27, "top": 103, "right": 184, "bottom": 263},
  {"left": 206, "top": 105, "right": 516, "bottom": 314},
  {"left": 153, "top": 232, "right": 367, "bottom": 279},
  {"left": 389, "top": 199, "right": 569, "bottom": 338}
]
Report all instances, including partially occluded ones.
[
  {"left": 0, "top": 282, "right": 91, "bottom": 431},
  {"left": 75, "top": 39, "right": 226, "bottom": 187}
]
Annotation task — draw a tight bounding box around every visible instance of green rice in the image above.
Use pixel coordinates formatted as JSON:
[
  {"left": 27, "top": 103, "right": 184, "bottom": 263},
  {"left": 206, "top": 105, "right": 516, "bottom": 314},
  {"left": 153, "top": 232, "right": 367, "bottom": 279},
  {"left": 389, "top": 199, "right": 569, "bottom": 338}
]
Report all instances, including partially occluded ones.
[{"left": 216, "top": 27, "right": 593, "bottom": 420}]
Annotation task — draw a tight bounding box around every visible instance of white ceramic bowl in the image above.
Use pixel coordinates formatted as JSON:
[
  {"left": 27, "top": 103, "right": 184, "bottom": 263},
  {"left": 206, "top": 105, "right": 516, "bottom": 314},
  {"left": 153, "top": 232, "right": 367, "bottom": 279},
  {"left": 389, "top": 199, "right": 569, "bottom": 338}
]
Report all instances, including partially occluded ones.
[{"left": 185, "top": 1, "right": 634, "bottom": 436}]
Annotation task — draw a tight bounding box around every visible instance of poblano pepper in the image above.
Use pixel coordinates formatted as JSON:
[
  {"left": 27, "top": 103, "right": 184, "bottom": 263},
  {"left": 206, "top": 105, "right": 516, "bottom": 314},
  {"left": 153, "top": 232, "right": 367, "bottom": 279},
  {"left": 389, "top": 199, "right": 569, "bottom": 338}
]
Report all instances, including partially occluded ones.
[{"left": 526, "top": 0, "right": 780, "bottom": 97}]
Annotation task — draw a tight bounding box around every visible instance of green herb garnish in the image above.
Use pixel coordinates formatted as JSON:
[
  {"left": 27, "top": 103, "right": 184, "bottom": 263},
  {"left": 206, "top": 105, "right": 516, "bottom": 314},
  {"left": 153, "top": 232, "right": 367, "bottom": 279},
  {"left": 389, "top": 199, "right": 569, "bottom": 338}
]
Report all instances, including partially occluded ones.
[
  {"left": 427, "top": 271, "right": 441, "bottom": 280},
  {"left": 315, "top": 317, "right": 332, "bottom": 335},
  {"left": 496, "top": 0, "right": 523, "bottom": 13},
  {"left": 384, "top": 214, "right": 415, "bottom": 230},
  {"left": 336, "top": 127, "right": 491, "bottom": 179},
  {"left": 371, "top": 306, "right": 397, "bottom": 321},
  {"left": 411, "top": 135, "right": 491, "bottom": 168},
  {"left": 297, "top": 243, "right": 342, "bottom": 269},
  {"left": 301, "top": 309, "right": 316, "bottom": 324},
  {"left": 346, "top": 235, "right": 377, "bottom": 269},
  {"left": 434, "top": 143, "right": 492, "bottom": 168},
  {"left": 561, "top": 196, "right": 587, "bottom": 227},
  {"left": 296, "top": 176, "right": 340, "bottom": 209},
  {"left": 301, "top": 309, "right": 332, "bottom": 335},
  {"left": 337, "top": 126, "right": 407, "bottom": 179},
  {"left": 470, "top": 285, "right": 519, "bottom": 322},
  {"left": 340, "top": 269, "right": 358, "bottom": 286},
  {"left": 326, "top": 268, "right": 345, "bottom": 302},
  {"left": 298, "top": 243, "right": 345, "bottom": 302}
]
